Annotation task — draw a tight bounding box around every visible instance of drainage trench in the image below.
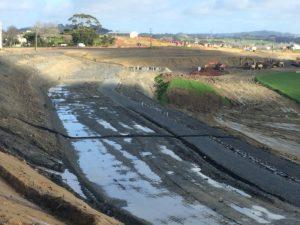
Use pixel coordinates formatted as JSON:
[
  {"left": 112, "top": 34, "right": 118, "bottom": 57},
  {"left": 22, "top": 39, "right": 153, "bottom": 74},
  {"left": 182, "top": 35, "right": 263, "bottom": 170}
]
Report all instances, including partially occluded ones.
[{"left": 47, "top": 84, "right": 292, "bottom": 225}]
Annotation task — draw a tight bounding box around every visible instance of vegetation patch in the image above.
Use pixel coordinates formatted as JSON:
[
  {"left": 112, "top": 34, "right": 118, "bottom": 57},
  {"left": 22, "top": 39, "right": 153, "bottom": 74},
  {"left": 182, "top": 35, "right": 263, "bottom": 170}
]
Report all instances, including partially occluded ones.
[
  {"left": 155, "top": 75, "right": 228, "bottom": 111},
  {"left": 154, "top": 74, "right": 170, "bottom": 104},
  {"left": 255, "top": 72, "right": 300, "bottom": 103},
  {"left": 168, "top": 78, "right": 218, "bottom": 96}
]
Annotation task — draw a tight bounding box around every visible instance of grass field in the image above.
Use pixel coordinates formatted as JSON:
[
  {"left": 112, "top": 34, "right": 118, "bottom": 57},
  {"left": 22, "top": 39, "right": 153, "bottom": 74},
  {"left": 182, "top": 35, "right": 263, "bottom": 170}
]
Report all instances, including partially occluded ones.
[
  {"left": 155, "top": 75, "right": 226, "bottom": 104},
  {"left": 168, "top": 78, "right": 218, "bottom": 95},
  {"left": 256, "top": 72, "right": 300, "bottom": 103}
]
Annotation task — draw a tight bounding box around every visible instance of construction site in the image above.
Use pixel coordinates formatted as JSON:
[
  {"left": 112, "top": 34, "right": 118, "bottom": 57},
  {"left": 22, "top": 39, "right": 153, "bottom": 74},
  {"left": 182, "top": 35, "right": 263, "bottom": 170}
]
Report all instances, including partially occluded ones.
[{"left": 0, "top": 45, "right": 299, "bottom": 225}]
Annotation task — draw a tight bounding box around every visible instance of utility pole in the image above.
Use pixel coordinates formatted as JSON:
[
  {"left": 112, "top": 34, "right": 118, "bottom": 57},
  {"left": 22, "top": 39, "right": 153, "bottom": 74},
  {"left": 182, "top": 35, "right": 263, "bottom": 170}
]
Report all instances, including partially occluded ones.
[
  {"left": 34, "top": 23, "right": 40, "bottom": 51},
  {"left": 35, "top": 29, "right": 37, "bottom": 51},
  {"left": 149, "top": 28, "right": 152, "bottom": 48},
  {"left": 0, "top": 21, "right": 3, "bottom": 50}
]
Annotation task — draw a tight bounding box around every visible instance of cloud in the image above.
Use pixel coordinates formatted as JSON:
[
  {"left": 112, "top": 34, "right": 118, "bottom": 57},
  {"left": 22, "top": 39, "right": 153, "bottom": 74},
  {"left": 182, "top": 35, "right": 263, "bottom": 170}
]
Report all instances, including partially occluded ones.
[{"left": 0, "top": 0, "right": 299, "bottom": 33}]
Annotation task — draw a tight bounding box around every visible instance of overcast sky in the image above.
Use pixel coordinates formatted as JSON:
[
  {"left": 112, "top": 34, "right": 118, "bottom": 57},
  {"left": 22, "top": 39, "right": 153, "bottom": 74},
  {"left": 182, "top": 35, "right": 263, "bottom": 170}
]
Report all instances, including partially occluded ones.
[{"left": 0, "top": 0, "right": 299, "bottom": 34}]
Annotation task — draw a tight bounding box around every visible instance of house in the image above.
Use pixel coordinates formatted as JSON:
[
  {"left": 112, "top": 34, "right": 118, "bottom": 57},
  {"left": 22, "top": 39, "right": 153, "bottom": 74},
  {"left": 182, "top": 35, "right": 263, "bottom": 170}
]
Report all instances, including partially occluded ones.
[
  {"left": 17, "top": 35, "right": 27, "bottom": 46},
  {"left": 291, "top": 44, "right": 300, "bottom": 50},
  {"left": 266, "top": 46, "right": 271, "bottom": 51},
  {"left": 130, "top": 31, "right": 139, "bottom": 39},
  {"left": 77, "top": 43, "right": 86, "bottom": 48},
  {"left": 251, "top": 46, "right": 257, "bottom": 52}
]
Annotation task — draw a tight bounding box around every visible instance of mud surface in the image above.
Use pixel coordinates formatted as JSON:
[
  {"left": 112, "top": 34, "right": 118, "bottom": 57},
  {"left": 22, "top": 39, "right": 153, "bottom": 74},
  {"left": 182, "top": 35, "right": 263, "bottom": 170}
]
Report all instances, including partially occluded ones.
[
  {"left": 197, "top": 72, "right": 300, "bottom": 162},
  {"left": 65, "top": 48, "right": 300, "bottom": 163},
  {"left": 48, "top": 83, "right": 300, "bottom": 225},
  {"left": 1, "top": 49, "right": 300, "bottom": 225}
]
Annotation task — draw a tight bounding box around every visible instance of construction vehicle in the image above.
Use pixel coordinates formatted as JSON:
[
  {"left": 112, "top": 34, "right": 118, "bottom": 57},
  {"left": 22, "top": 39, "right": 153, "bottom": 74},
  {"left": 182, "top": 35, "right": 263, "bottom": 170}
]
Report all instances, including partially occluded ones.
[
  {"left": 190, "top": 62, "right": 227, "bottom": 76},
  {"left": 272, "top": 61, "right": 285, "bottom": 68},
  {"left": 204, "top": 62, "right": 226, "bottom": 71},
  {"left": 291, "top": 59, "right": 300, "bottom": 67}
]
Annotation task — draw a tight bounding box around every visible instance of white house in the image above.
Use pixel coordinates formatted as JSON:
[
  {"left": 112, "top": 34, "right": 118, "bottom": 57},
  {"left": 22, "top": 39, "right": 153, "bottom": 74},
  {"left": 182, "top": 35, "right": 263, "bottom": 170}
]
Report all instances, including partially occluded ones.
[
  {"left": 17, "top": 35, "right": 27, "bottom": 46},
  {"left": 77, "top": 43, "right": 86, "bottom": 48},
  {"left": 291, "top": 44, "right": 300, "bottom": 50},
  {"left": 130, "top": 31, "right": 139, "bottom": 38},
  {"left": 251, "top": 46, "right": 257, "bottom": 52}
]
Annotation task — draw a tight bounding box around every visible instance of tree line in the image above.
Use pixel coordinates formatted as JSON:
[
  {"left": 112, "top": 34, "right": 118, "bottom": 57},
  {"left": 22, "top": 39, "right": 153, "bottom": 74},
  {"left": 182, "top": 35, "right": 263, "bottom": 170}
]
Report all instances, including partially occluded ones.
[{"left": 3, "top": 14, "right": 115, "bottom": 47}]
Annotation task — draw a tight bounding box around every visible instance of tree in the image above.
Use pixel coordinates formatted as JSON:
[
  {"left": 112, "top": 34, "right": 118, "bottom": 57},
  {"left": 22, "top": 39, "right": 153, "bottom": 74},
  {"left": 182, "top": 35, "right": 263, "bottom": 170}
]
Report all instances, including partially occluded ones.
[
  {"left": 23, "top": 32, "right": 42, "bottom": 47},
  {"left": 94, "top": 35, "right": 116, "bottom": 47},
  {"left": 71, "top": 27, "right": 98, "bottom": 45},
  {"left": 68, "top": 13, "right": 102, "bottom": 46},
  {"left": 6, "top": 26, "right": 19, "bottom": 47},
  {"left": 39, "top": 23, "right": 59, "bottom": 39},
  {"left": 68, "top": 13, "right": 101, "bottom": 30}
]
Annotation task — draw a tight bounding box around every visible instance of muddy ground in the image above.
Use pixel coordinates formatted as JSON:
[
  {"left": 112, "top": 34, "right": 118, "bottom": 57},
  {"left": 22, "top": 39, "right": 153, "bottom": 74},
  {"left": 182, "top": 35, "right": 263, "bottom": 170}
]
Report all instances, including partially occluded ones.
[
  {"left": 155, "top": 70, "right": 300, "bottom": 163},
  {"left": 0, "top": 52, "right": 124, "bottom": 225},
  {"left": 72, "top": 47, "right": 299, "bottom": 164},
  {"left": 0, "top": 48, "right": 299, "bottom": 225}
]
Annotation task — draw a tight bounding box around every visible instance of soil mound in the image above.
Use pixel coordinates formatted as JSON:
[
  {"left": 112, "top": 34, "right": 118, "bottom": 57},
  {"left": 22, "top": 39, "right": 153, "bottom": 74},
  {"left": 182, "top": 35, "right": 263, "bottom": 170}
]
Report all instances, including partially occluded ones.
[{"left": 166, "top": 88, "right": 225, "bottom": 112}]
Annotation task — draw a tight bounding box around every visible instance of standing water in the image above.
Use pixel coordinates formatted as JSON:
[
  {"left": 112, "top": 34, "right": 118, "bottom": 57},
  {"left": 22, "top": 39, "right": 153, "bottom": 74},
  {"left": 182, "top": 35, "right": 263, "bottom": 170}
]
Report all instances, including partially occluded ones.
[{"left": 49, "top": 85, "right": 286, "bottom": 225}]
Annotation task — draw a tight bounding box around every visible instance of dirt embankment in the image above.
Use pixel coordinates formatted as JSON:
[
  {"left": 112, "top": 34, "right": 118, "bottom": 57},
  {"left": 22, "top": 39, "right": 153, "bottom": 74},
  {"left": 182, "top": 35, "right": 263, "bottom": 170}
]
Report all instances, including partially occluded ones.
[
  {"left": 193, "top": 71, "right": 300, "bottom": 161},
  {"left": 0, "top": 51, "right": 124, "bottom": 225},
  {"left": 63, "top": 47, "right": 259, "bottom": 72},
  {"left": 0, "top": 177, "right": 65, "bottom": 225},
  {"left": 0, "top": 151, "right": 122, "bottom": 225},
  {"left": 0, "top": 56, "right": 62, "bottom": 170},
  {"left": 150, "top": 71, "right": 300, "bottom": 163}
]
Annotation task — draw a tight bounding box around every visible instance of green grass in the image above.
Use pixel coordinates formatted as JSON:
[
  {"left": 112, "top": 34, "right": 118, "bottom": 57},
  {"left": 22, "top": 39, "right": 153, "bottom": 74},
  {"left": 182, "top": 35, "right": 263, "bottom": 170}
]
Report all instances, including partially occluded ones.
[
  {"left": 256, "top": 72, "right": 300, "bottom": 103},
  {"left": 168, "top": 78, "right": 218, "bottom": 95},
  {"left": 154, "top": 75, "right": 228, "bottom": 104}
]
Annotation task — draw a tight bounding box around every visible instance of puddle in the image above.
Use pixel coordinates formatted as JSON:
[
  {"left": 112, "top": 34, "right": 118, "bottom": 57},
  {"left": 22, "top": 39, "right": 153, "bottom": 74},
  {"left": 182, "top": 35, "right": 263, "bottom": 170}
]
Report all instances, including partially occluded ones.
[
  {"left": 48, "top": 83, "right": 226, "bottom": 224},
  {"left": 124, "top": 138, "right": 133, "bottom": 143},
  {"left": 62, "top": 169, "right": 87, "bottom": 199},
  {"left": 167, "top": 171, "right": 175, "bottom": 175},
  {"left": 191, "top": 164, "right": 251, "bottom": 198},
  {"left": 119, "top": 122, "right": 133, "bottom": 130},
  {"left": 229, "top": 204, "right": 285, "bottom": 224},
  {"left": 58, "top": 106, "right": 97, "bottom": 137},
  {"left": 97, "top": 119, "right": 118, "bottom": 132},
  {"left": 133, "top": 123, "right": 155, "bottom": 133},
  {"left": 49, "top": 85, "right": 288, "bottom": 225},
  {"left": 160, "top": 145, "right": 183, "bottom": 162},
  {"left": 72, "top": 138, "right": 223, "bottom": 225},
  {"left": 48, "top": 85, "right": 69, "bottom": 98},
  {"left": 103, "top": 139, "right": 161, "bottom": 183},
  {"left": 140, "top": 152, "right": 152, "bottom": 157}
]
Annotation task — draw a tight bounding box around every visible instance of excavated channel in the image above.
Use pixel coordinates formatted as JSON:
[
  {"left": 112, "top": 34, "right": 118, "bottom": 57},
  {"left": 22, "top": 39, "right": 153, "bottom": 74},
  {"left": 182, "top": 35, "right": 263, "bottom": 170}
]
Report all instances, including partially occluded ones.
[{"left": 48, "top": 84, "right": 299, "bottom": 225}]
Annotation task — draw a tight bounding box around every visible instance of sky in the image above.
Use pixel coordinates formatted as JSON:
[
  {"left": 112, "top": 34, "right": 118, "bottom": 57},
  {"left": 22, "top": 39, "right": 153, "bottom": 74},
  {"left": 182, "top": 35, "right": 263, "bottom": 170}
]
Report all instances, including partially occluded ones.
[{"left": 0, "top": 0, "right": 299, "bottom": 34}]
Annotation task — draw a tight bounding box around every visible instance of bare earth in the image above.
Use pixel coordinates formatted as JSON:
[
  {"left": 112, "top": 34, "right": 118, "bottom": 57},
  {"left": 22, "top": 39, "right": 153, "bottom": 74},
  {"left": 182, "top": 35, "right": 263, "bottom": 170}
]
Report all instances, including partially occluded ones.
[
  {"left": 0, "top": 177, "right": 65, "bottom": 225},
  {"left": 63, "top": 47, "right": 300, "bottom": 163},
  {"left": 0, "top": 47, "right": 299, "bottom": 224}
]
